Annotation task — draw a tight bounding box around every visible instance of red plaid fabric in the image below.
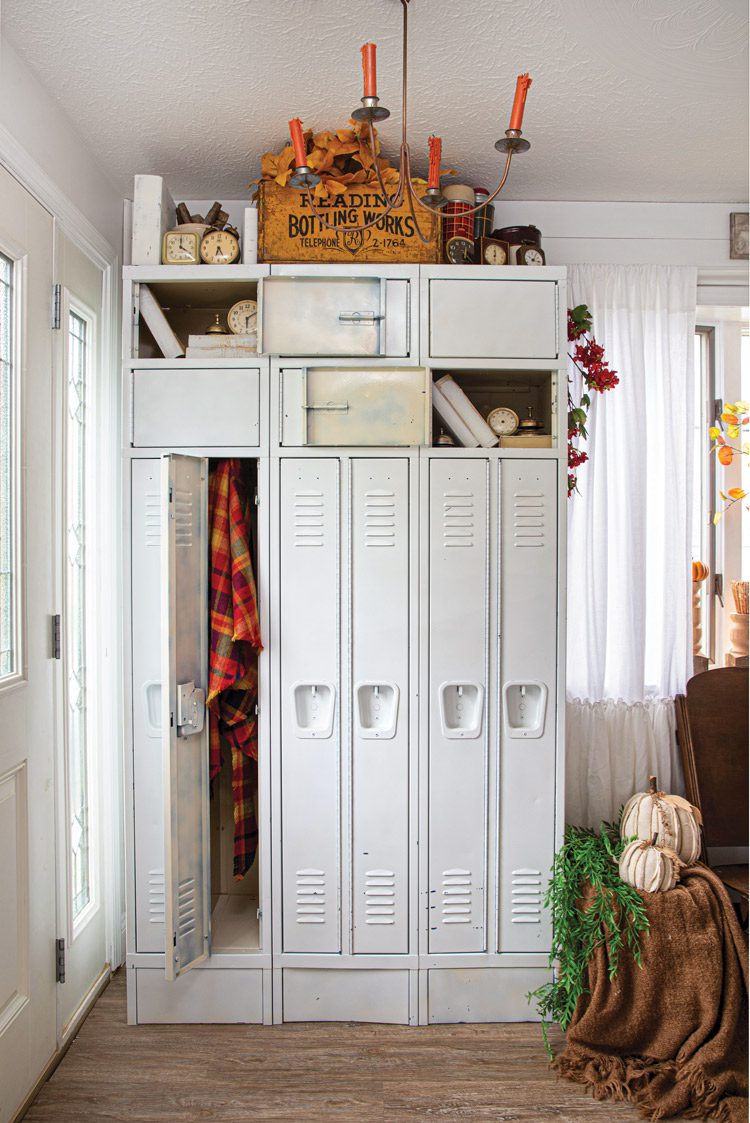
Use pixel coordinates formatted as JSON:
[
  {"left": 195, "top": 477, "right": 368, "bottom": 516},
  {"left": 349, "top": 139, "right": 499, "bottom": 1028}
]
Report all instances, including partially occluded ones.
[{"left": 206, "top": 460, "right": 262, "bottom": 879}]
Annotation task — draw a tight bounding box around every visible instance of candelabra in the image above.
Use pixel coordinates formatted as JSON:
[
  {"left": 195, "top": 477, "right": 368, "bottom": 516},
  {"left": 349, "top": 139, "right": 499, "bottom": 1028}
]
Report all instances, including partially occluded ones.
[{"left": 287, "top": 0, "right": 532, "bottom": 242}]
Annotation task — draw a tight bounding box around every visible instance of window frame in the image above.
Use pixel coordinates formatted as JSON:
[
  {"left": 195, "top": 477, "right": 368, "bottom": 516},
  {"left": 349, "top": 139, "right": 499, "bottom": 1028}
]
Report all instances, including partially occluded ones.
[{"left": 693, "top": 324, "right": 717, "bottom": 664}]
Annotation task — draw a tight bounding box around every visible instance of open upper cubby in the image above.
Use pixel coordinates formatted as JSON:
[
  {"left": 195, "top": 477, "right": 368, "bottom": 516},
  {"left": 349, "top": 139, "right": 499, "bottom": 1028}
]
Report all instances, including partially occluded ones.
[
  {"left": 131, "top": 273, "right": 261, "bottom": 361},
  {"left": 430, "top": 368, "right": 558, "bottom": 449}
]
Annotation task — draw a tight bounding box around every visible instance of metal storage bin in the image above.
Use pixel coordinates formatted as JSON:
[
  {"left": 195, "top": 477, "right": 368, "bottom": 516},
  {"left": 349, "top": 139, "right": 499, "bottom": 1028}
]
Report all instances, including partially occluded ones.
[
  {"left": 428, "top": 279, "right": 558, "bottom": 360},
  {"left": 132, "top": 367, "right": 261, "bottom": 447},
  {"left": 280, "top": 366, "right": 430, "bottom": 446},
  {"left": 260, "top": 275, "right": 410, "bottom": 357}
]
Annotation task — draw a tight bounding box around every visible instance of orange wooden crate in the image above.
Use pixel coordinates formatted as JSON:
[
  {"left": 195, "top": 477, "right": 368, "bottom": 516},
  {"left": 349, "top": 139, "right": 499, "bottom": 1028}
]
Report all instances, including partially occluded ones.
[{"left": 257, "top": 181, "right": 441, "bottom": 264}]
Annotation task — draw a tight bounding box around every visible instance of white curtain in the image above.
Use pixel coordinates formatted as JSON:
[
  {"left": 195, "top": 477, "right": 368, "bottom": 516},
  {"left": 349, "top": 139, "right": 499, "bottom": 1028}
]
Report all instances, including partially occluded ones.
[{"left": 565, "top": 265, "right": 697, "bottom": 827}]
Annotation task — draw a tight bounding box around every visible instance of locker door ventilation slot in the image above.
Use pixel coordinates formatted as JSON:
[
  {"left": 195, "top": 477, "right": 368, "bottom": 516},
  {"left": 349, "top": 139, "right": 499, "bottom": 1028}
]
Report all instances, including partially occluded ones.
[
  {"left": 441, "top": 869, "right": 472, "bottom": 924},
  {"left": 173, "top": 489, "right": 194, "bottom": 547},
  {"left": 293, "top": 490, "right": 325, "bottom": 547},
  {"left": 296, "top": 869, "right": 326, "bottom": 924},
  {"left": 365, "top": 870, "right": 396, "bottom": 925},
  {"left": 148, "top": 870, "right": 165, "bottom": 926},
  {"left": 364, "top": 490, "right": 396, "bottom": 548},
  {"left": 177, "top": 877, "right": 197, "bottom": 940},
  {"left": 144, "top": 490, "right": 161, "bottom": 547},
  {"left": 513, "top": 491, "right": 544, "bottom": 548},
  {"left": 443, "top": 490, "right": 475, "bottom": 548},
  {"left": 511, "top": 868, "right": 542, "bottom": 924}
]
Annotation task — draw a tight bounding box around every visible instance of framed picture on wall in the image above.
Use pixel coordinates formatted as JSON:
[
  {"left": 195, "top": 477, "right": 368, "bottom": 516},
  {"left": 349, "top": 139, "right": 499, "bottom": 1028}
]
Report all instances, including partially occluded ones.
[{"left": 729, "top": 212, "right": 748, "bottom": 260}]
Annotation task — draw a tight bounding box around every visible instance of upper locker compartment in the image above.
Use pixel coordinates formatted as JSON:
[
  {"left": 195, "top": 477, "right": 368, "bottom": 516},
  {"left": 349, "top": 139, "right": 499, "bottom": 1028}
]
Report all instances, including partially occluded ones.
[
  {"left": 260, "top": 266, "right": 416, "bottom": 358},
  {"left": 126, "top": 267, "right": 268, "bottom": 449},
  {"left": 422, "top": 266, "right": 562, "bottom": 364}
]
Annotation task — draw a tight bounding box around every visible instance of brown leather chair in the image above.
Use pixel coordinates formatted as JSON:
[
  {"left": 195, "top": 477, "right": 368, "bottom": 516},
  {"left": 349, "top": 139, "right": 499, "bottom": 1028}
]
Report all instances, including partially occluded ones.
[{"left": 675, "top": 667, "right": 748, "bottom": 903}]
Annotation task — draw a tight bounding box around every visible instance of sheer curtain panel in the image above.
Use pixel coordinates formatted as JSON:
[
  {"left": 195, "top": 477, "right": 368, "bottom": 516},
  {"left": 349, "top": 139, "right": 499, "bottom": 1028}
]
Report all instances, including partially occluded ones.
[{"left": 566, "top": 264, "right": 697, "bottom": 827}]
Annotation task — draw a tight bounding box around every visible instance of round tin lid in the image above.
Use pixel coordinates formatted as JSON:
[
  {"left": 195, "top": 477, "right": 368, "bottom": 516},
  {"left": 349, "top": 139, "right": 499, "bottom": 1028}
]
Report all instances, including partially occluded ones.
[{"left": 443, "top": 184, "right": 475, "bottom": 205}]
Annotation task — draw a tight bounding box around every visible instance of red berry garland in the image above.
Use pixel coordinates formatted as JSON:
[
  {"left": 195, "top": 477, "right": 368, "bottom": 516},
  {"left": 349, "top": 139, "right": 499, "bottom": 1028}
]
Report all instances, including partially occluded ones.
[{"left": 567, "top": 305, "right": 619, "bottom": 495}]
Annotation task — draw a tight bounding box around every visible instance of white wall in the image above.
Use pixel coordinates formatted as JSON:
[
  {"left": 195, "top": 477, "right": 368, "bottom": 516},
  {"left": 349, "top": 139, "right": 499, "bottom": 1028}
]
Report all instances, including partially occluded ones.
[{"left": 0, "top": 36, "right": 122, "bottom": 250}]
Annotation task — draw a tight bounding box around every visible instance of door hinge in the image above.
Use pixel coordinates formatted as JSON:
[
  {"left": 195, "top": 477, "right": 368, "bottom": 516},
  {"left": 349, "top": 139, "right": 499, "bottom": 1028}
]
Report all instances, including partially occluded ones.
[
  {"left": 52, "top": 283, "right": 62, "bottom": 330},
  {"left": 52, "top": 614, "right": 62, "bottom": 659},
  {"left": 254, "top": 488, "right": 259, "bottom": 506},
  {"left": 56, "top": 937, "right": 66, "bottom": 983},
  {"left": 713, "top": 397, "right": 723, "bottom": 423},
  {"left": 714, "top": 572, "right": 724, "bottom": 607}
]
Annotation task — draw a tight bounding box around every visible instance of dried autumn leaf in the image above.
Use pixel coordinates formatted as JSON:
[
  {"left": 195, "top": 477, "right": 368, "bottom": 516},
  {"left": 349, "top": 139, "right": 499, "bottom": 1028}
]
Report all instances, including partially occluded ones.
[
  {"left": 722, "top": 412, "right": 739, "bottom": 425},
  {"left": 709, "top": 426, "right": 721, "bottom": 439},
  {"left": 713, "top": 512, "right": 722, "bottom": 525},
  {"left": 728, "top": 487, "right": 747, "bottom": 500},
  {"left": 718, "top": 445, "right": 734, "bottom": 466},
  {"left": 727, "top": 425, "right": 741, "bottom": 439}
]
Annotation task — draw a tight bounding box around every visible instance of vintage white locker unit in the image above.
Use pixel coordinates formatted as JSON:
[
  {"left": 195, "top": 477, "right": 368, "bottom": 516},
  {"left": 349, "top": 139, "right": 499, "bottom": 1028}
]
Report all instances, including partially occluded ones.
[{"left": 122, "top": 260, "right": 566, "bottom": 1026}]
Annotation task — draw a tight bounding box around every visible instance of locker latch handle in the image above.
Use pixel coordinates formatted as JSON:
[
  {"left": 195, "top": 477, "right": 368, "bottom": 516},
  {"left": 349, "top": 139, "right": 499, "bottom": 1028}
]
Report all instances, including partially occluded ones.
[
  {"left": 177, "top": 680, "right": 206, "bottom": 737},
  {"left": 338, "top": 310, "right": 384, "bottom": 324},
  {"left": 303, "top": 401, "right": 349, "bottom": 412}
]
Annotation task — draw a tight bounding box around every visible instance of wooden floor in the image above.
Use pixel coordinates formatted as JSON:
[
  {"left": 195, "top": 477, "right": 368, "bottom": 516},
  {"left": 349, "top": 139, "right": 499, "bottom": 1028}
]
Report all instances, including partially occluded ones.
[{"left": 24, "top": 970, "right": 685, "bottom": 1122}]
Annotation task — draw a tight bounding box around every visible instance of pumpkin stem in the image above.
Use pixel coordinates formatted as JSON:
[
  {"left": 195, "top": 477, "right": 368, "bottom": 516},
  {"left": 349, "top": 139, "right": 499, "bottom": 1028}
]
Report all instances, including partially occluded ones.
[
  {"left": 650, "top": 831, "right": 658, "bottom": 847},
  {"left": 649, "top": 775, "right": 657, "bottom": 794}
]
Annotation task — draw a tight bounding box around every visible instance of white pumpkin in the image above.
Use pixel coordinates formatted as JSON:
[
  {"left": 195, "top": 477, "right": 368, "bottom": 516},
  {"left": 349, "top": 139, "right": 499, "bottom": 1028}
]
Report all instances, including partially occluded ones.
[
  {"left": 621, "top": 775, "right": 701, "bottom": 864},
  {"left": 618, "top": 836, "right": 684, "bottom": 893}
]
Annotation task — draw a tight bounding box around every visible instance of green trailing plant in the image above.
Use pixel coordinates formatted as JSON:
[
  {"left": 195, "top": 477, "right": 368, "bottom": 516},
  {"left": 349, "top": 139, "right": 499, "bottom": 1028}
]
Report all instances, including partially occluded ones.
[{"left": 528, "top": 818, "right": 650, "bottom": 1056}]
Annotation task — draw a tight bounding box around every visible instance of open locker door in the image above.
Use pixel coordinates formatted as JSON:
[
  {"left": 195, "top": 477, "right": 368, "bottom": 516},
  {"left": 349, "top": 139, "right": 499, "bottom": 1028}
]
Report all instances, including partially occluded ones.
[{"left": 162, "top": 454, "right": 211, "bottom": 979}]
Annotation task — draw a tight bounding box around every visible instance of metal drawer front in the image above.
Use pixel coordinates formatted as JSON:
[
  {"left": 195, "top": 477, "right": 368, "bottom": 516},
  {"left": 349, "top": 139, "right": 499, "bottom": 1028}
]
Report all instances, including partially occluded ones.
[
  {"left": 132, "top": 368, "right": 260, "bottom": 447},
  {"left": 429, "top": 279, "right": 557, "bottom": 359},
  {"left": 281, "top": 367, "right": 429, "bottom": 446},
  {"left": 261, "top": 275, "right": 408, "bottom": 356}
]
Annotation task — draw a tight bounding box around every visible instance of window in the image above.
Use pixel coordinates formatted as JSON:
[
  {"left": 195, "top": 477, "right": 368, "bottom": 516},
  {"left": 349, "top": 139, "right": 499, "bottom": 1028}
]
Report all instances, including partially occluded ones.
[
  {"left": 66, "top": 309, "right": 92, "bottom": 921},
  {"left": 692, "top": 327, "right": 715, "bottom": 661},
  {"left": 0, "top": 253, "right": 18, "bottom": 681}
]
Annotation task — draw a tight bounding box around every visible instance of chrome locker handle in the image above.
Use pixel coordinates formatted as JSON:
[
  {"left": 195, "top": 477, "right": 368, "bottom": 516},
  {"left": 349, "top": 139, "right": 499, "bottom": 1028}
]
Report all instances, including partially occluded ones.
[{"left": 338, "top": 310, "right": 384, "bottom": 324}]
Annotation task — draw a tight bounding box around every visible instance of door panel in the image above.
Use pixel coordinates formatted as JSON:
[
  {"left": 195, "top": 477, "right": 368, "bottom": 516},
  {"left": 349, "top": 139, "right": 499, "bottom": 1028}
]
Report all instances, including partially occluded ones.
[
  {"left": 428, "top": 459, "right": 488, "bottom": 954},
  {"left": 132, "top": 367, "right": 260, "bottom": 447},
  {"left": 429, "top": 279, "right": 557, "bottom": 359},
  {"left": 131, "top": 460, "right": 165, "bottom": 953},
  {"left": 351, "top": 459, "right": 410, "bottom": 954},
  {"left": 498, "top": 460, "right": 557, "bottom": 952},
  {"left": 279, "top": 458, "right": 341, "bottom": 952},
  {"left": 0, "top": 166, "right": 56, "bottom": 1123},
  {"left": 162, "top": 455, "right": 210, "bottom": 978}
]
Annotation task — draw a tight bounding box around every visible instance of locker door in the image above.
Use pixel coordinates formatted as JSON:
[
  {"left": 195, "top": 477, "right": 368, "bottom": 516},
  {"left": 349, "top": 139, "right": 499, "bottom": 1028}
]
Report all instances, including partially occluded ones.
[
  {"left": 498, "top": 460, "right": 557, "bottom": 952},
  {"left": 428, "top": 459, "right": 489, "bottom": 953},
  {"left": 280, "top": 459, "right": 341, "bottom": 952},
  {"left": 162, "top": 454, "right": 211, "bottom": 979},
  {"left": 131, "top": 460, "right": 166, "bottom": 952},
  {"left": 351, "top": 459, "right": 410, "bottom": 954}
]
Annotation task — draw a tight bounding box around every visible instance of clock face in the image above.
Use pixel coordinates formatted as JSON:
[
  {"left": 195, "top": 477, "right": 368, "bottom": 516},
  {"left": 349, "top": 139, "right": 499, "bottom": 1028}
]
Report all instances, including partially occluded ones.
[
  {"left": 520, "top": 246, "right": 545, "bottom": 266},
  {"left": 162, "top": 230, "right": 200, "bottom": 264},
  {"left": 486, "top": 406, "right": 520, "bottom": 436},
  {"left": 227, "top": 299, "right": 258, "bottom": 335},
  {"left": 200, "top": 229, "right": 240, "bottom": 265},
  {"left": 483, "top": 240, "right": 508, "bottom": 266},
  {"left": 446, "top": 236, "right": 474, "bottom": 264}
]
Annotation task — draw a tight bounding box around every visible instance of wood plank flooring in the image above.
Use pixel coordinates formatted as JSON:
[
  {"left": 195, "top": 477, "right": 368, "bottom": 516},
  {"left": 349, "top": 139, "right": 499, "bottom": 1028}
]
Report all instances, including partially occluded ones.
[{"left": 24, "top": 971, "right": 687, "bottom": 1122}]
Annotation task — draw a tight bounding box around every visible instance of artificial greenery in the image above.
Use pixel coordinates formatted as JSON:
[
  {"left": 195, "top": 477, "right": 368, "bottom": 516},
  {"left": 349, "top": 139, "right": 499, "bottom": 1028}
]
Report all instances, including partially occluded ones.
[{"left": 529, "top": 818, "right": 650, "bottom": 1056}]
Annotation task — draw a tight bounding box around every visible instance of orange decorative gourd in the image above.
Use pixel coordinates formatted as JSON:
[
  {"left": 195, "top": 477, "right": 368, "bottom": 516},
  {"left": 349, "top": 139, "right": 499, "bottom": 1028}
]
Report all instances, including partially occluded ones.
[{"left": 692, "top": 560, "right": 709, "bottom": 583}]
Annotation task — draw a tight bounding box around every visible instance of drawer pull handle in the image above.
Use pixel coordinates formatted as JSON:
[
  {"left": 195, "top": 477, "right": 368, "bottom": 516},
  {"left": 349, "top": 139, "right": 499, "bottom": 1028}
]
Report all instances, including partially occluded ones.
[
  {"left": 338, "top": 310, "right": 384, "bottom": 324},
  {"left": 304, "top": 401, "right": 350, "bottom": 412}
]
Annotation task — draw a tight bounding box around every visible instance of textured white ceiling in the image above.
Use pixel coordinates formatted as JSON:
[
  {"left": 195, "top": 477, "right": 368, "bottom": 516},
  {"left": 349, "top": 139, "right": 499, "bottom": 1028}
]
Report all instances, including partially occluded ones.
[{"left": 2, "top": 0, "right": 748, "bottom": 203}]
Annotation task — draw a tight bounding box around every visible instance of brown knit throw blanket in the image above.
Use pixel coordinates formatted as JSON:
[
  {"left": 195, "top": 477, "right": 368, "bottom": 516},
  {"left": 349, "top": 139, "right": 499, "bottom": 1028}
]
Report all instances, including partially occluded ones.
[{"left": 554, "top": 865, "right": 748, "bottom": 1122}]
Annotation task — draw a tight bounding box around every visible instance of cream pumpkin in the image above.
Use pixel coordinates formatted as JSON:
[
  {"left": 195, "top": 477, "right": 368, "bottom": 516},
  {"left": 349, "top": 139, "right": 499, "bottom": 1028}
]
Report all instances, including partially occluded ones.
[
  {"left": 618, "top": 836, "right": 684, "bottom": 893},
  {"left": 621, "top": 775, "right": 701, "bottom": 865}
]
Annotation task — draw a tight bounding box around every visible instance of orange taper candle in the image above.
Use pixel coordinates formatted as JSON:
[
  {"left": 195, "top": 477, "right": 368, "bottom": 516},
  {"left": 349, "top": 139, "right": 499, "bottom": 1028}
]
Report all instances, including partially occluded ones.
[
  {"left": 427, "top": 136, "right": 442, "bottom": 190},
  {"left": 288, "top": 118, "right": 307, "bottom": 167},
  {"left": 509, "top": 73, "right": 532, "bottom": 131},
  {"left": 361, "top": 43, "right": 377, "bottom": 98}
]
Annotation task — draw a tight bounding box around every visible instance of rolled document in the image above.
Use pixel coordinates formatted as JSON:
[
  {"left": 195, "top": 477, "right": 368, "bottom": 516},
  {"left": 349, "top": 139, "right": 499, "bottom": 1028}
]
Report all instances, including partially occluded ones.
[
  {"left": 431, "top": 380, "right": 479, "bottom": 447},
  {"left": 436, "top": 374, "right": 499, "bottom": 448}
]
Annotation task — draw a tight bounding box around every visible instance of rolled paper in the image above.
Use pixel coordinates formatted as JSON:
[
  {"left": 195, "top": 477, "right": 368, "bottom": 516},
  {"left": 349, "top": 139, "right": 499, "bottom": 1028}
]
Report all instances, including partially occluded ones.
[
  {"left": 432, "top": 382, "right": 479, "bottom": 448},
  {"left": 288, "top": 118, "right": 307, "bottom": 167},
  {"left": 361, "top": 43, "right": 377, "bottom": 98},
  {"left": 427, "top": 136, "right": 442, "bottom": 190},
  {"left": 436, "top": 374, "right": 499, "bottom": 448},
  {"left": 509, "top": 73, "right": 532, "bottom": 131}
]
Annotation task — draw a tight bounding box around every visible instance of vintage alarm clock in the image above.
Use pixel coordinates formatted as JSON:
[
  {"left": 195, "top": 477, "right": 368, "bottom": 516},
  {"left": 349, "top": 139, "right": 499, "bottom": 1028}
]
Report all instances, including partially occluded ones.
[
  {"left": 445, "top": 235, "right": 474, "bottom": 264},
  {"left": 517, "top": 245, "right": 546, "bottom": 266},
  {"left": 161, "top": 227, "right": 202, "bottom": 264},
  {"left": 477, "top": 237, "right": 510, "bottom": 266},
  {"left": 492, "top": 223, "right": 542, "bottom": 264},
  {"left": 486, "top": 406, "right": 519, "bottom": 436},
  {"left": 200, "top": 226, "right": 241, "bottom": 265},
  {"left": 227, "top": 299, "right": 258, "bottom": 335}
]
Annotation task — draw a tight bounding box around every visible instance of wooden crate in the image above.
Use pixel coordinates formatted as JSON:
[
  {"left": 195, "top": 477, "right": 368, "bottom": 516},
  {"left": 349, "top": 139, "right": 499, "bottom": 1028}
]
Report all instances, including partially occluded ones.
[{"left": 257, "top": 182, "right": 441, "bottom": 264}]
